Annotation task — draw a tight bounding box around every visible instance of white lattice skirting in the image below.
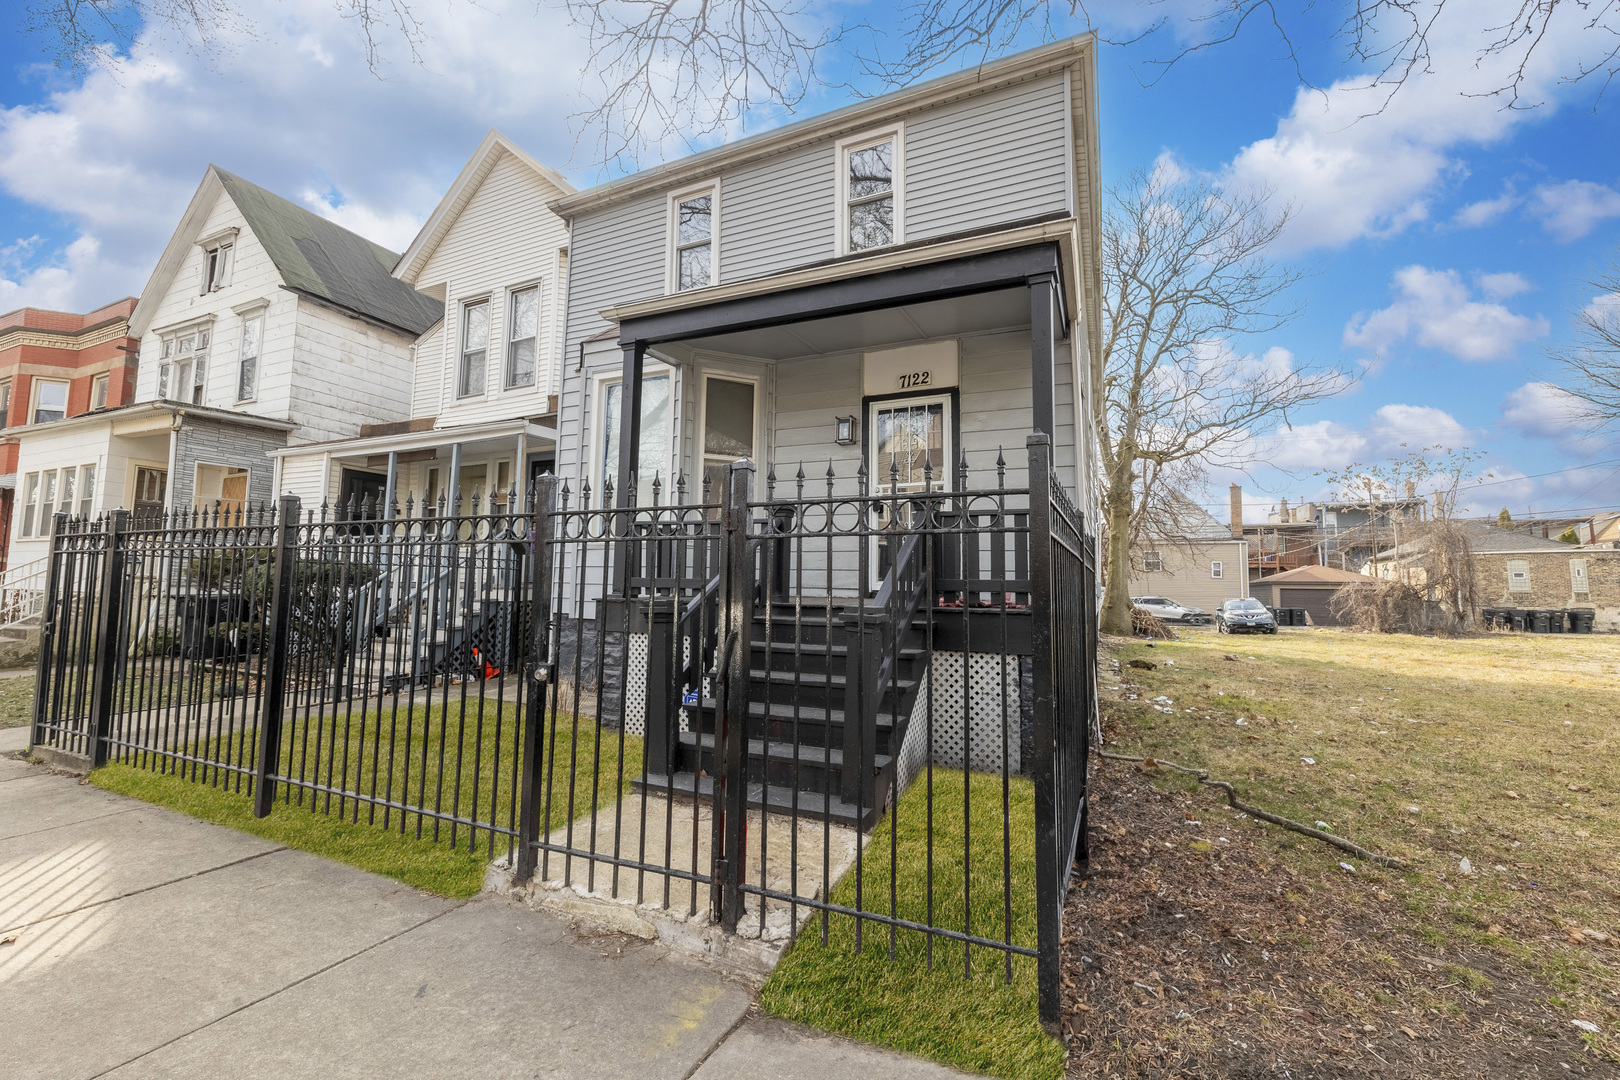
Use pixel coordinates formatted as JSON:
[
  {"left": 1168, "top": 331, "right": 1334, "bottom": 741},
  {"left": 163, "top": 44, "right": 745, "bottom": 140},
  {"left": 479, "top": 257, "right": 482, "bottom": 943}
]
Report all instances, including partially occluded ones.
[{"left": 894, "top": 651, "right": 1021, "bottom": 792}]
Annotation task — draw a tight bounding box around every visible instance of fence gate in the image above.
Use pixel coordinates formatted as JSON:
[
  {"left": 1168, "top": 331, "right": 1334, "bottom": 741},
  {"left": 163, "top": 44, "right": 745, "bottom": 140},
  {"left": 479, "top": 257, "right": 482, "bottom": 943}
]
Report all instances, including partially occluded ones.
[{"left": 32, "top": 442, "right": 1095, "bottom": 1028}]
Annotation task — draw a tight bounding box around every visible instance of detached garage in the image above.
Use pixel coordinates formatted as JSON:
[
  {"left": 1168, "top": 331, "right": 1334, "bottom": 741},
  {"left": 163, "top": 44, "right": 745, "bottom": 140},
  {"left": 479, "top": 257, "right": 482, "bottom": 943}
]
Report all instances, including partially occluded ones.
[{"left": 1249, "top": 565, "right": 1368, "bottom": 626}]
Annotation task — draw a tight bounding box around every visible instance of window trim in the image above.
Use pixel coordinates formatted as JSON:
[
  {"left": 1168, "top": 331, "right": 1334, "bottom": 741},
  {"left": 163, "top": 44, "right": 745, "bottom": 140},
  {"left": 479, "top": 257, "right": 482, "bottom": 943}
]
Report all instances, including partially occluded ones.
[
  {"left": 29, "top": 377, "right": 70, "bottom": 425},
  {"left": 20, "top": 472, "right": 39, "bottom": 538},
  {"left": 154, "top": 319, "right": 213, "bottom": 404},
  {"left": 236, "top": 311, "right": 265, "bottom": 402},
  {"left": 590, "top": 362, "right": 675, "bottom": 506},
  {"left": 697, "top": 369, "right": 763, "bottom": 497},
  {"left": 503, "top": 281, "right": 544, "bottom": 392},
  {"left": 666, "top": 183, "right": 721, "bottom": 294},
  {"left": 835, "top": 124, "right": 905, "bottom": 257},
  {"left": 0, "top": 378, "right": 13, "bottom": 427},
  {"left": 90, "top": 372, "right": 110, "bottom": 411},
  {"left": 1210, "top": 560, "right": 1224, "bottom": 579},
  {"left": 1143, "top": 550, "right": 1163, "bottom": 573},
  {"left": 457, "top": 296, "right": 492, "bottom": 399}
]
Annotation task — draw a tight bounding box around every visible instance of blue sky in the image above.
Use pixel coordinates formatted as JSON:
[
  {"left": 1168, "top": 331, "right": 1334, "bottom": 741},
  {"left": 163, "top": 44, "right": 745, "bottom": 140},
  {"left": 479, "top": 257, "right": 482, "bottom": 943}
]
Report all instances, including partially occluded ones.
[{"left": 1, "top": 1, "right": 1617, "bottom": 524}]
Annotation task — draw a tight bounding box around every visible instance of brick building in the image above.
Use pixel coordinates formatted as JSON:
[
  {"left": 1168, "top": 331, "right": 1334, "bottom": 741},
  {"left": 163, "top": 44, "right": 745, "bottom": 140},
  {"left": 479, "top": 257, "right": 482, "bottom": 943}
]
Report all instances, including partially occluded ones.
[{"left": 0, "top": 299, "right": 139, "bottom": 570}]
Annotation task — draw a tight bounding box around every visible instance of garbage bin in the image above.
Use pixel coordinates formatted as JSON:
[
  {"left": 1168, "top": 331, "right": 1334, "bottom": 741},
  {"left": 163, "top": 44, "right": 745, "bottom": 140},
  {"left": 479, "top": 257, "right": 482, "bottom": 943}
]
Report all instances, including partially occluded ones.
[
  {"left": 1548, "top": 609, "right": 1567, "bottom": 633},
  {"left": 1290, "top": 607, "right": 1307, "bottom": 626},
  {"left": 1508, "top": 609, "right": 1526, "bottom": 631},
  {"left": 1531, "top": 610, "right": 1550, "bottom": 633},
  {"left": 1572, "top": 610, "right": 1595, "bottom": 634},
  {"left": 1481, "top": 607, "right": 1500, "bottom": 629}
]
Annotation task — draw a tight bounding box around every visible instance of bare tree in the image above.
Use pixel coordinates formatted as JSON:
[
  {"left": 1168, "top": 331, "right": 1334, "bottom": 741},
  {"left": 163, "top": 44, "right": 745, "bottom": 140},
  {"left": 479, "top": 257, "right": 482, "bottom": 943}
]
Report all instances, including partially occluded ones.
[
  {"left": 873, "top": 1, "right": 1620, "bottom": 111},
  {"left": 1551, "top": 261, "right": 1620, "bottom": 428},
  {"left": 1094, "top": 166, "right": 1346, "bottom": 636},
  {"left": 23, "top": 0, "right": 421, "bottom": 75},
  {"left": 560, "top": 0, "right": 841, "bottom": 171}
]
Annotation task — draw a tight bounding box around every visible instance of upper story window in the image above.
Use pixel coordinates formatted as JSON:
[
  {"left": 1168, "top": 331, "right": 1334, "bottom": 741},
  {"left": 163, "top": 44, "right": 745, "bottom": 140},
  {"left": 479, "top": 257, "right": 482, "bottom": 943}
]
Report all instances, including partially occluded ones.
[
  {"left": 838, "top": 127, "right": 903, "bottom": 255},
  {"left": 158, "top": 326, "right": 209, "bottom": 405},
  {"left": 1143, "top": 550, "right": 1163, "bottom": 573},
  {"left": 202, "top": 242, "right": 233, "bottom": 293},
  {"left": 458, "top": 299, "right": 488, "bottom": 397},
  {"left": 32, "top": 379, "right": 68, "bottom": 424},
  {"left": 237, "top": 313, "right": 263, "bottom": 401},
  {"left": 505, "top": 286, "right": 539, "bottom": 389},
  {"left": 91, "top": 373, "right": 110, "bottom": 411},
  {"left": 670, "top": 187, "right": 716, "bottom": 291},
  {"left": 0, "top": 379, "right": 12, "bottom": 427}
]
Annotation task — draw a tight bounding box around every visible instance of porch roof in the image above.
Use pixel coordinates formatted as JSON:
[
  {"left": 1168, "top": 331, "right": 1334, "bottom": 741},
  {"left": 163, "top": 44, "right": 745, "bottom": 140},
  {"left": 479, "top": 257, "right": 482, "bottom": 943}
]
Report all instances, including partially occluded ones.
[
  {"left": 3, "top": 400, "right": 295, "bottom": 441},
  {"left": 266, "top": 417, "right": 556, "bottom": 461}
]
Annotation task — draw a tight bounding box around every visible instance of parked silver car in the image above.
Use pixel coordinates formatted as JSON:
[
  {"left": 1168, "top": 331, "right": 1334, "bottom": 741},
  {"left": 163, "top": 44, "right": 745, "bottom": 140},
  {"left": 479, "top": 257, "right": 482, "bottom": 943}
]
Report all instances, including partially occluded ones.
[{"left": 1131, "top": 595, "right": 1210, "bottom": 625}]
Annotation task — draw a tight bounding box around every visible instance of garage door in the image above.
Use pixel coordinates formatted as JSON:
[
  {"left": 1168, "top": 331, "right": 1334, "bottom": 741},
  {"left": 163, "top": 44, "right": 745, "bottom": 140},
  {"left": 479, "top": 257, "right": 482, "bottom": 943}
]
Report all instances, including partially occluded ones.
[{"left": 1281, "top": 588, "right": 1340, "bottom": 626}]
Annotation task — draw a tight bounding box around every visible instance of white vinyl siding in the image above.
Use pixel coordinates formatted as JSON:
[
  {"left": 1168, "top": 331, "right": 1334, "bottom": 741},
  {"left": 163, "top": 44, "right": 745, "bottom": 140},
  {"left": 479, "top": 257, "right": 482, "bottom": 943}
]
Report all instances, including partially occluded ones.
[
  {"left": 719, "top": 143, "right": 835, "bottom": 285},
  {"left": 415, "top": 149, "right": 571, "bottom": 421},
  {"left": 904, "top": 74, "right": 1071, "bottom": 241},
  {"left": 565, "top": 191, "right": 668, "bottom": 356}
]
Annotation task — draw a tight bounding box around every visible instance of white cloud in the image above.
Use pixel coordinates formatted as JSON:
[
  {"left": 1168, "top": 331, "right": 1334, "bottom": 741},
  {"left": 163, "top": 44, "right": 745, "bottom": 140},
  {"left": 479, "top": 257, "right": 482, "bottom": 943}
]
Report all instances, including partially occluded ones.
[
  {"left": 1344, "top": 265, "right": 1549, "bottom": 363},
  {"left": 1219, "top": 2, "right": 1613, "bottom": 252},
  {"left": 1587, "top": 291, "right": 1620, "bottom": 329},
  {"left": 1528, "top": 180, "right": 1620, "bottom": 242},
  {"left": 1453, "top": 187, "right": 1520, "bottom": 228},
  {"left": 1500, "top": 381, "right": 1604, "bottom": 454},
  {"left": 0, "top": 0, "right": 594, "bottom": 312},
  {"left": 1477, "top": 271, "right": 1533, "bottom": 300}
]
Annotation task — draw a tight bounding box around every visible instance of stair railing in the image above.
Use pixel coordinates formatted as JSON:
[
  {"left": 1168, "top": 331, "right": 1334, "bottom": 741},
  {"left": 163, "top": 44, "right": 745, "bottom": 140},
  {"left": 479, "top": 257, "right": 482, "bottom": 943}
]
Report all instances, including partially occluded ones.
[{"left": 841, "top": 525, "right": 930, "bottom": 808}]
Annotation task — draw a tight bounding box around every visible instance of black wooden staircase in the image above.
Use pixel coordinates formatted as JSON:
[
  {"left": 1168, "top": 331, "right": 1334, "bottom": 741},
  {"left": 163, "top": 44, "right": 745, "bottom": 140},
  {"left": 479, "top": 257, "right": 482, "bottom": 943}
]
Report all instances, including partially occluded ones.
[{"left": 639, "top": 534, "right": 934, "bottom": 831}]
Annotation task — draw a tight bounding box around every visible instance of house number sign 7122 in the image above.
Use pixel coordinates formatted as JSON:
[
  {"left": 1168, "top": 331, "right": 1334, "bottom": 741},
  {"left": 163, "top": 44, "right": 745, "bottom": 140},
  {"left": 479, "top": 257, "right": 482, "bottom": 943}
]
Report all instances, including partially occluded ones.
[{"left": 898, "top": 371, "right": 931, "bottom": 389}]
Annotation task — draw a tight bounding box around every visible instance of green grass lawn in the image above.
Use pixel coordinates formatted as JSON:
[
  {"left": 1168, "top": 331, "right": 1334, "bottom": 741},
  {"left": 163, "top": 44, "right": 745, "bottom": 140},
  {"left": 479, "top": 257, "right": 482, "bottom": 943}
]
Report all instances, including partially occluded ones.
[
  {"left": 92, "top": 701, "right": 643, "bottom": 900},
  {"left": 760, "top": 771, "right": 1065, "bottom": 1080},
  {"left": 0, "top": 675, "right": 34, "bottom": 729}
]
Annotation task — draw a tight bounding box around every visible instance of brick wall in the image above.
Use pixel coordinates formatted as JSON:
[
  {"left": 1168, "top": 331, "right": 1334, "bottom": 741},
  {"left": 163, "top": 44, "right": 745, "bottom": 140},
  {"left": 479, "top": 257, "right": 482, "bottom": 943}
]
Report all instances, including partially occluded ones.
[
  {"left": 171, "top": 416, "right": 286, "bottom": 511},
  {"left": 1475, "top": 549, "right": 1620, "bottom": 632}
]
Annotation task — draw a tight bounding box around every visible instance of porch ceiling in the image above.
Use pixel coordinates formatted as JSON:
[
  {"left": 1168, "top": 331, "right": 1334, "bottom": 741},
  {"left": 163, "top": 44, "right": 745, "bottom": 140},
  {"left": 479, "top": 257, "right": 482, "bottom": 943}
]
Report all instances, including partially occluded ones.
[{"left": 674, "top": 287, "right": 1031, "bottom": 361}]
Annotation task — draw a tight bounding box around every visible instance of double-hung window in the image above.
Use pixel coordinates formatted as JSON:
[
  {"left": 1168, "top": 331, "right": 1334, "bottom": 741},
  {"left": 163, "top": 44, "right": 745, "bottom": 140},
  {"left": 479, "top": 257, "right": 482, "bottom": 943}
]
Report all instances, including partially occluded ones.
[
  {"left": 838, "top": 128, "right": 902, "bottom": 254},
  {"left": 0, "top": 379, "right": 12, "bottom": 426},
  {"left": 31, "top": 379, "right": 68, "bottom": 424},
  {"left": 598, "top": 371, "right": 672, "bottom": 506},
  {"left": 91, "top": 373, "right": 109, "bottom": 410},
  {"left": 237, "top": 313, "right": 263, "bottom": 401},
  {"left": 20, "top": 473, "right": 39, "bottom": 537},
  {"left": 505, "top": 286, "right": 539, "bottom": 389},
  {"left": 202, "top": 243, "right": 233, "bottom": 293},
  {"left": 1211, "top": 561, "right": 1224, "bottom": 579},
  {"left": 1143, "top": 550, "right": 1163, "bottom": 573},
  {"left": 459, "top": 299, "right": 488, "bottom": 397},
  {"left": 671, "top": 188, "right": 716, "bottom": 291},
  {"left": 158, "top": 327, "right": 209, "bottom": 404}
]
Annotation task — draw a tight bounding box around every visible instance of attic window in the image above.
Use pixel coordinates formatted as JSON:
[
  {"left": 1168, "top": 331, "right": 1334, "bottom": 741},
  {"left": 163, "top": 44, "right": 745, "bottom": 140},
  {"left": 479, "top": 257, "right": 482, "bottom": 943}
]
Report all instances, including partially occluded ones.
[
  {"left": 202, "top": 243, "right": 233, "bottom": 293},
  {"left": 670, "top": 188, "right": 716, "bottom": 291}
]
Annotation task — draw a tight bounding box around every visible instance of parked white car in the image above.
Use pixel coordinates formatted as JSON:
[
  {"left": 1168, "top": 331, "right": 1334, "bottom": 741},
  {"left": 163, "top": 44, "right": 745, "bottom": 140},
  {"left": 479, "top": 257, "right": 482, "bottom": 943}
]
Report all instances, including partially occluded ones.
[{"left": 1130, "top": 595, "right": 1210, "bottom": 625}]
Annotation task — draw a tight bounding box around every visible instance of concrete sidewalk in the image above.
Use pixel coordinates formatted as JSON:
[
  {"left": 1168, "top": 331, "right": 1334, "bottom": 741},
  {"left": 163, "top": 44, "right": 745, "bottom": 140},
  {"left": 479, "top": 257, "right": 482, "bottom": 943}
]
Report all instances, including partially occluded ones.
[{"left": 0, "top": 747, "right": 972, "bottom": 1080}]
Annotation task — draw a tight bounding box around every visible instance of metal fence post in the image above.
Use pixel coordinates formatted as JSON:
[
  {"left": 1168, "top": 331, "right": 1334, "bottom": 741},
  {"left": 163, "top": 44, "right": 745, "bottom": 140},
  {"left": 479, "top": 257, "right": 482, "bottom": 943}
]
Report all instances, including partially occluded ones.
[
  {"left": 86, "top": 510, "right": 130, "bottom": 767},
  {"left": 30, "top": 511, "right": 69, "bottom": 751},
  {"left": 1026, "top": 433, "right": 1063, "bottom": 1033},
  {"left": 253, "top": 495, "right": 301, "bottom": 817},
  {"left": 515, "top": 475, "right": 559, "bottom": 882},
  {"left": 714, "top": 458, "right": 755, "bottom": 929}
]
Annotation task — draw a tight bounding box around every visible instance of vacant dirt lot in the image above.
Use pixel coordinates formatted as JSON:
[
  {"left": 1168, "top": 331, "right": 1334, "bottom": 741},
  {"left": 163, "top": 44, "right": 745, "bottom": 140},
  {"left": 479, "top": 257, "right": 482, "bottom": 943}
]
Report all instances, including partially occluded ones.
[{"left": 1062, "top": 628, "right": 1619, "bottom": 1078}]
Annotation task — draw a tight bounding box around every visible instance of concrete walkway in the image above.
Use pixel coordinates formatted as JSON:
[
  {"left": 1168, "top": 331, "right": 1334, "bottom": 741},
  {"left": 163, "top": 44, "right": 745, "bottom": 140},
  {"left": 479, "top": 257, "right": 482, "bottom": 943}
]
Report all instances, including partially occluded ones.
[{"left": 0, "top": 748, "right": 972, "bottom": 1080}]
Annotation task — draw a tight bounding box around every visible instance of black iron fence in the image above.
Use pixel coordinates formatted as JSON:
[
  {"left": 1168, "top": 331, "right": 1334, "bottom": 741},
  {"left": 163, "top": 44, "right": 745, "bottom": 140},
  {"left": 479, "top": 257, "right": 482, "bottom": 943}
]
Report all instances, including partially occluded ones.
[{"left": 32, "top": 437, "right": 1095, "bottom": 1028}]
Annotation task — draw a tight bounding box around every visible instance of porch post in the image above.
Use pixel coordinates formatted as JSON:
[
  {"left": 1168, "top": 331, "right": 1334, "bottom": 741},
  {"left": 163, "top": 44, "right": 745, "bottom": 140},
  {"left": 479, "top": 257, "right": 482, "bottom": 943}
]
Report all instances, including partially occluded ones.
[
  {"left": 447, "top": 442, "right": 463, "bottom": 512},
  {"left": 613, "top": 341, "right": 646, "bottom": 596},
  {"left": 382, "top": 451, "right": 398, "bottom": 518},
  {"left": 614, "top": 341, "right": 646, "bottom": 509},
  {"left": 1029, "top": 273, "right": 1057, "bottom": 440}
]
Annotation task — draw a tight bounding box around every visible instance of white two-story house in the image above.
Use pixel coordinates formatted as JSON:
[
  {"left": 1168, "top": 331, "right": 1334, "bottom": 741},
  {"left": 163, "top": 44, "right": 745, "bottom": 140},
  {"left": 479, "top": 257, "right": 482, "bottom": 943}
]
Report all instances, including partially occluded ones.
[
  {"left": 7, "top": 166, "right": 442, "bottom": 562},
  {"left": 273, "top": 131, "right": 572, "bottom": 514}
]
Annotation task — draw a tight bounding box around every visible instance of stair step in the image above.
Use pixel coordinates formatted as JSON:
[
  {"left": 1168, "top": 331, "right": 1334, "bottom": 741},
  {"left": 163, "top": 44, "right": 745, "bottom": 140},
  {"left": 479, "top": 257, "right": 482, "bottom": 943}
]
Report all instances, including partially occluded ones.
[
  {"left": 677, "top": 730, "right": 890, "bottom": 773},
  {"left": 636, "top": 770, "right": 885, "bottom": 829}
]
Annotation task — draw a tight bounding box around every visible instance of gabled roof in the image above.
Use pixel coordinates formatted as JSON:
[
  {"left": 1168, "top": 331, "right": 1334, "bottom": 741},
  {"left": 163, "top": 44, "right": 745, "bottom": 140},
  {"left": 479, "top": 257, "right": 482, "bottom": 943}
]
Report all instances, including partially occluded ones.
[
  {"left": 1370, "top": 519, "right": 1574, "bottom": 563},
  {"left": 131, "top": 167, "right": 443, "bottom": 339},
  {"left": 1260, "top": 565, "right": 1368, "bottom": 585},
  {"left": 393, "top": 130, "right": 576, "bottom": 286}
]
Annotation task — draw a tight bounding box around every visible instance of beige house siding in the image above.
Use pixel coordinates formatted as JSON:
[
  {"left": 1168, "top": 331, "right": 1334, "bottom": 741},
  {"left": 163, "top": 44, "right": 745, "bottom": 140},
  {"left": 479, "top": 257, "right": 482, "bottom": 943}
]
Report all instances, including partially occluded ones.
[{"left": 1130, "top": 538, "right": 1249, "bottom": 613}]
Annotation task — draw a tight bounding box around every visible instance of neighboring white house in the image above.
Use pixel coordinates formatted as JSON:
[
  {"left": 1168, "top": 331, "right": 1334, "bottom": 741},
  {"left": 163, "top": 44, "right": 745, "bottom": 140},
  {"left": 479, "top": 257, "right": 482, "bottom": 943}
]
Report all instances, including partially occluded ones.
[
  {"left": 7, "top": 166, "right": 442, "bottom": 563},
  {"left": 273, "top": 131, "right": 573, "bottom": 514}
]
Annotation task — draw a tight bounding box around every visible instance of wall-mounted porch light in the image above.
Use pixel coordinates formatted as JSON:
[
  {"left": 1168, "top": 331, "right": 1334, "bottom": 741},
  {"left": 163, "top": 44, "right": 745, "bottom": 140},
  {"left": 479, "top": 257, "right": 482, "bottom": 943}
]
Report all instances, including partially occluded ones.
[{"left": 834, "top": 415, "right": 857, "bottom": 445}]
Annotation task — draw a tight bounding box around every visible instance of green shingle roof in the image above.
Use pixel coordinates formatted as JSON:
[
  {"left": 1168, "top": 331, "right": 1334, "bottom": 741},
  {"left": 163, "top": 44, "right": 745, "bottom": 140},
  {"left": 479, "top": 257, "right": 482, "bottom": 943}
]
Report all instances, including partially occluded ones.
[{"left": 214, "top": 168, "right": 442, "bottom": 336}]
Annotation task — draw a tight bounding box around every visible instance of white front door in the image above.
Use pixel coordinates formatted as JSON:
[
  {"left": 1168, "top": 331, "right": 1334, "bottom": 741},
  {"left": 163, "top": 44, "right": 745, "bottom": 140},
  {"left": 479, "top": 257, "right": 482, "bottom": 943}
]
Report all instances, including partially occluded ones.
[{"left": 867, "top": 394, "right": 952, "bottom": 587}]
